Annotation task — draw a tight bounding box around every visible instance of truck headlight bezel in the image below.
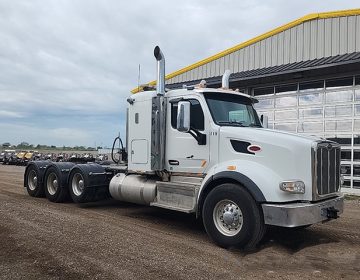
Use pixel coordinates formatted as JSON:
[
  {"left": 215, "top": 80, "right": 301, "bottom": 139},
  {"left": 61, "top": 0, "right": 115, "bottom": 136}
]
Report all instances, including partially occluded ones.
[{"left": 279, "top": 180, "right": 305, "bottom": 194}]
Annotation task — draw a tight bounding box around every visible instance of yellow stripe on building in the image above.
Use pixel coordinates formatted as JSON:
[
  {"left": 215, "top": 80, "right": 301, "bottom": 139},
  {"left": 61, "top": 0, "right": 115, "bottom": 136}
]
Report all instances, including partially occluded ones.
[{"left": 131, "top": 8, "right": 360, "bottom": 93}]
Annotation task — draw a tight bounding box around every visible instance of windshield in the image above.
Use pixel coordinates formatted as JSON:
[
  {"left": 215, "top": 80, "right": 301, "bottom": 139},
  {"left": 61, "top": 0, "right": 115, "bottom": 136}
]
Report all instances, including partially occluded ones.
[{"left": 204, "top": 92, "right": 261, "bottom": 127}]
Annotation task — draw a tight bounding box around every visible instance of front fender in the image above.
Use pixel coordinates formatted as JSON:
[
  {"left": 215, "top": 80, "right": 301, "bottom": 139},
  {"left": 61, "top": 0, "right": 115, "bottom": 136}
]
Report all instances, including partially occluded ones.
[{"left": 198, "top": 160, "right": 310, "bottom": 209}]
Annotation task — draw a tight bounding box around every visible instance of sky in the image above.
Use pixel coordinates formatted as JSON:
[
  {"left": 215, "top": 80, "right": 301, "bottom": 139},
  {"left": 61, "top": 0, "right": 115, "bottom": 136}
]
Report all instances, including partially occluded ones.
[{"left": 0, "top": 0, "right": 359, "bottom": 148}]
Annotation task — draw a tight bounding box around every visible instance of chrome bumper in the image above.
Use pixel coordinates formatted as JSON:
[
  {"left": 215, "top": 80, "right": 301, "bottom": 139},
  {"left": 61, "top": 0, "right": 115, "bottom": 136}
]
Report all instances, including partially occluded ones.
[{"left": 262, "top": 194, "right": 344, "bottom": 227}]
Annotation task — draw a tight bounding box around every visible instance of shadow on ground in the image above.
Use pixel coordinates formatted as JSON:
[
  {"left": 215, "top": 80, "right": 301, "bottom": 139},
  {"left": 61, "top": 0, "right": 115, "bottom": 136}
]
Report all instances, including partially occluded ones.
[{"left": 74, "top": 199, "right": 340, "bottom": 253}]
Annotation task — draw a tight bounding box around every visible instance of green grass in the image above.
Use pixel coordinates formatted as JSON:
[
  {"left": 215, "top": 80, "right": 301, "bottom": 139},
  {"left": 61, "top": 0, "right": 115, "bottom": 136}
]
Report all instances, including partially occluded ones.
[{"left": 344, "top": 194, "right": 360, "bottom": 200}]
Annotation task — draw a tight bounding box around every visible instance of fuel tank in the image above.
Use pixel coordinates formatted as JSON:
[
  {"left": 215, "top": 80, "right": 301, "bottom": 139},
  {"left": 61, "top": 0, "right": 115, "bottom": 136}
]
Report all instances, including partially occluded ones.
[{"left": 109, "top": 174, "right": 157, "bottom": 205}]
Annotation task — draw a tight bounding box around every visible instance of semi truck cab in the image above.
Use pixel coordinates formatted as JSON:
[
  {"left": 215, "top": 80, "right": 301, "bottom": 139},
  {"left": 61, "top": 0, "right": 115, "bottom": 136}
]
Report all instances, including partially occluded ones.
[{"left": 24, "top": 46, "right": 344, "bottom": 249}]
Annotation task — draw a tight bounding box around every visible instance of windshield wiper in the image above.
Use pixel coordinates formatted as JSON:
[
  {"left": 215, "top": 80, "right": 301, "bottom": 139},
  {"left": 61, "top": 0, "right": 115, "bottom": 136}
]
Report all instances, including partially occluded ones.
[
  {"left": 217, "top": 121, "right": 245, "bottom": 127},
  {"left": 248, "top": 123, "right": 262, "bottom": 127}
]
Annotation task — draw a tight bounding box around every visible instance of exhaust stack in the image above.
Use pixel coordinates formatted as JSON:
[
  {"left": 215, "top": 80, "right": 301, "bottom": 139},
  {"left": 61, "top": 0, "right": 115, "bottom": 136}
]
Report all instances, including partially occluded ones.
[
  {"left": 154, "top": 46, "right": 165, "bottom": 95},
  {"left": 151, "top": 46, "right": 166, "bottom": 171},
  {"left": 222, "top": 70, "right": 231, "bottom": 89}
]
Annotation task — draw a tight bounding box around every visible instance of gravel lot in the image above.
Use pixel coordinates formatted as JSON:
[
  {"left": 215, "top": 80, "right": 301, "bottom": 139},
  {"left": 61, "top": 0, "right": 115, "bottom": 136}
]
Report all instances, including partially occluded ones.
[{"left": 0, "top": 164, "right": 359, "bottom": 280}]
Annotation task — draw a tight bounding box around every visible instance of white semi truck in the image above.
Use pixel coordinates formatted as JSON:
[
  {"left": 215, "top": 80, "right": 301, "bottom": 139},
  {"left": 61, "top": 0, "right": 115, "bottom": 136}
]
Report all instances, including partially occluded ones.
[{"left": 24, "top": 47, "right": 344, "bottom": 249}]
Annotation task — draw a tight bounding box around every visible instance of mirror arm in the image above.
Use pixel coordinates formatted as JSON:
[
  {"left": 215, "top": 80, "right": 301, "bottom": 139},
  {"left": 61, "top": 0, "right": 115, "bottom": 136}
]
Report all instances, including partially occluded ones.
[{"left": 189, "top": 127, "right": 206, "bottom": 145}]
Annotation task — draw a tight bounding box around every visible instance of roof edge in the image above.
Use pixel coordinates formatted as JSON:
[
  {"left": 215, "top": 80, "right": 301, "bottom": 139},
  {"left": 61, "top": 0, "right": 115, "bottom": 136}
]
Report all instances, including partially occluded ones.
[{"left": 131, "top": 8, "right": 360, "bottom": 93}]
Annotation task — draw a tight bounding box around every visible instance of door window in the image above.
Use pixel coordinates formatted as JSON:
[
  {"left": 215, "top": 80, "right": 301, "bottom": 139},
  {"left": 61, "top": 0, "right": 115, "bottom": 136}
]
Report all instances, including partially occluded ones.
[{"left": 171, "top": 99, "right": 205, "bottom": 131}]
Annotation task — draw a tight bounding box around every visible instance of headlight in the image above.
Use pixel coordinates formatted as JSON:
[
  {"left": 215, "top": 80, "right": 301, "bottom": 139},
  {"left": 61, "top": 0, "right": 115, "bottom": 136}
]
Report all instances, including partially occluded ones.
[{"left": 279, "top": 180, "right": 305, "bottom": 194}]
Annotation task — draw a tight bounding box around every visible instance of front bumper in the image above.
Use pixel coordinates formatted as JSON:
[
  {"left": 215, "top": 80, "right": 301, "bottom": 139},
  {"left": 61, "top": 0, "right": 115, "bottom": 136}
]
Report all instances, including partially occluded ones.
[{"left": 262, "top": 194, "right": 344, "bottom": 227}]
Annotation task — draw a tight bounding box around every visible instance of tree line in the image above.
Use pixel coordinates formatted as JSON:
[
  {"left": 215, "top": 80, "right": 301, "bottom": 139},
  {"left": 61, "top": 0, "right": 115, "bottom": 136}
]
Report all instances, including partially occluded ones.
[{"left": 1, "top": 142, "right": 101, "bottom": 151}]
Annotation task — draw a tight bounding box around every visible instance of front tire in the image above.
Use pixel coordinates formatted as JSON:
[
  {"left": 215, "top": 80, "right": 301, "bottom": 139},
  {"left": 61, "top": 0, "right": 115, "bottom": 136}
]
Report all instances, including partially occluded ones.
[{"left": 202, "top": 183, "right": 265, "bottom": 249}]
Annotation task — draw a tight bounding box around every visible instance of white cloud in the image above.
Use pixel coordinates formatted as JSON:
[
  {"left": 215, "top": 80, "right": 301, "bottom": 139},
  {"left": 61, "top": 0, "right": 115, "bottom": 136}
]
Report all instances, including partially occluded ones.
[{"left": 0, "top": 110, "right": 25, "bottom": 118}]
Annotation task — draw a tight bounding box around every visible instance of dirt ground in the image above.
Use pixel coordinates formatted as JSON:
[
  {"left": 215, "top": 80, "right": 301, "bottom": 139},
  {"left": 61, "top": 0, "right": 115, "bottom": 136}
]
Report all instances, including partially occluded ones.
[{"left": 0, "top": 165, "right": 359, "bottom": 280}]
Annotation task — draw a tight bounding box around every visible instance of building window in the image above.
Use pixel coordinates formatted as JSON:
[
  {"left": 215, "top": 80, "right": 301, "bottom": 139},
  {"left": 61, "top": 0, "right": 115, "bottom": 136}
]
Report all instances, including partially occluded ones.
[
  {"left": 341, "top": 150, "right": 351, "bottom": 161},
  {"left": 353, "top": 180, "right": 360, "bottom": 189},
  {"left": 355, "top": 76, "right": 360, "bottom": 85},
  {"left": 298, "top": 92, "right": 323, "bottom": 105},
  {"left": 353, "top": 165, "right": 360, "bottom": 176},
  {"left": 354, "top": 135, "right": 360, "bottom": 145},
  {"left": 275, "top": 95, "right": 297, "bottom": 107},
  {"left": 275, "top": 84, "right": 297, "bottom": 94},
  {"left": 253, "top": 86, "right": 274, "bottom": 96},
  {"left": 274, "top": 123, "right": 296, "bottom": 132},
  {"left": 256, "top": 98, "right": 274, "bottom": 109},
  {"left": 299, "top": 107, "right": 323, "bottom": 119},
  {"left": 275, "top": 109, "right": 297, "bottom": 121},
  {"left": 355, "top": 89, "right": 360, "bottom": 101},
  {"left": 326, "top": 135, "right": 352, "bottom": 146},
  {"left": 298, "top": 122, "right": 323, "bottom": 133},
  {"left": 325, "top": 120, "right": 352, "bottom": 132},
  {"left": 325, "top": 105, "right": 353, "bottom": 118},
  {"left": 252, "top": 75, "right": 360, "bottom": 191},
  {"left": 341, "top": 164, "right": 351, "bottom": 175},
  {"left": 343, "top": 179, "right": 351, "bottom": 187},
  {"left": 353, "top": 120, "right": 360, "bottom": 131},
  {"left": 299, "top": 80, "right": 324, "bottom": 91},
  {"left": 325, "top": 89, "right": 353, "bottom": 103},
  {"left": 326, "top": 77, "right": 354, "bottom": 88}
]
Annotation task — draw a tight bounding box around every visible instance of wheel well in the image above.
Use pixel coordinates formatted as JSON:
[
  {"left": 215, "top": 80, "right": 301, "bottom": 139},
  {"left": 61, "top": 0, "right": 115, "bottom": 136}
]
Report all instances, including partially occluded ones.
[
  {"left": 198, "top": 178, "right": 244, "bottom": 216},
  {"left": 198, "top": 175, "right": 265, "bottom": 218}
]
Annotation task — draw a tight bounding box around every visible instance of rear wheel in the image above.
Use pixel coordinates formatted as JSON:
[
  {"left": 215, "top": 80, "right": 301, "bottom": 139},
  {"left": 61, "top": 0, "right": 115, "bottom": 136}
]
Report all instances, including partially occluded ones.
[
  {"left": 44, "top": 166, "right": 68, "bottom": 202},
  {"left": 202, "top": 183, "right": 265, "bottom": 249},
  {"left": 24, "top": 165, "right": 45, "bottom": 197},
  {"left": 68, "top": 168, "right": 95, "bottom": 203}
]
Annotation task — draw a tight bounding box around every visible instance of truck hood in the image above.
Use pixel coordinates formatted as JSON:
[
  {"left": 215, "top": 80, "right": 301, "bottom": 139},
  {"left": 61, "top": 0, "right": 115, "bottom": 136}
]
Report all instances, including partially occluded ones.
[
  {"left": 218, "top": 126, "right": 319, "bottom": 201},
  {"left": 220, "top": 126, "right": 320, "bottom": 147}
]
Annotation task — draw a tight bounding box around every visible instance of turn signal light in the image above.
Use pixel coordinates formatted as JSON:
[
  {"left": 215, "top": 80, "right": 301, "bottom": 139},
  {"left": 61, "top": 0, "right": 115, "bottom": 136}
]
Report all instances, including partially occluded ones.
[{"left": 227, "top": 165, "right": 236, "bottom": 171}]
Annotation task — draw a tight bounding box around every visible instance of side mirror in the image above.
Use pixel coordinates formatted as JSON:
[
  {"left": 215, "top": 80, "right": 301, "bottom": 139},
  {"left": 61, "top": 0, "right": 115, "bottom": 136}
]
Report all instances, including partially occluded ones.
[
  {"left": 260, "top": 114, "right": 269, "bottom": 128},
  {"left": 177, "top": 101, "right": 191, "bottom": 132}
]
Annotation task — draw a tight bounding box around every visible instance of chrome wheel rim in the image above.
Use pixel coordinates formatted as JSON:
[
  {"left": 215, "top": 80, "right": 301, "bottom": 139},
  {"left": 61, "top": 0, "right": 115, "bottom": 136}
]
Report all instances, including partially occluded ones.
[
  {"left": 46, "top": 172, "right": 58, "bottom": 195},
  {"left": 28, "top": 170, "right": 37, "bottom": 191},
  {"left": 72, "top": 173, "right": 84, "bottom": 196},
  {"left": 213, "top": 199, "right": 243, "bottom": 236}
]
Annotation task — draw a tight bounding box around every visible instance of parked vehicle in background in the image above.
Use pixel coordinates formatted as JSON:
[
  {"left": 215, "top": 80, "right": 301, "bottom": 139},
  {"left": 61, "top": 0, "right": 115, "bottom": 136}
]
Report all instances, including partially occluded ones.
[
  {"left": 0, "top": 151, "right": 5, "bottom": 162},
  {"left": 1, "top": 150, "right": 15, "bottom": 163},
  {"left": 2, "top": 151, "right": 17, "bottom": 165}
]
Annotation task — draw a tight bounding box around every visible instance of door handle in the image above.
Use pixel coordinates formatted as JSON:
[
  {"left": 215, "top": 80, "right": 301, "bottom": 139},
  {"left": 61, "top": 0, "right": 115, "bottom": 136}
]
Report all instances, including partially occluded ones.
[
  {"left": 186, "top": 155, "right": 194, "bottom": 159},
  {"left": 168, "top": 160, "right": 179, "bottom": 166}
]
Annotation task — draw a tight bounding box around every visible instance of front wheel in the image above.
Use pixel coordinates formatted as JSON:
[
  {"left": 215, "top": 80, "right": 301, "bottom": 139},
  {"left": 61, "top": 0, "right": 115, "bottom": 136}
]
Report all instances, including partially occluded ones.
[{"left": 202, "top": 183, "right": 265, "bottom": 249}]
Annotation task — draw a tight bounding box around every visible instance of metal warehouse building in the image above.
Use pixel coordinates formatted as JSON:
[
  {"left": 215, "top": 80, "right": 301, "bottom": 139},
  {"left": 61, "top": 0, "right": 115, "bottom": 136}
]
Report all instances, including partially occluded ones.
[{"left": 134, "top": 8, "right": 360, "bottom": 194}]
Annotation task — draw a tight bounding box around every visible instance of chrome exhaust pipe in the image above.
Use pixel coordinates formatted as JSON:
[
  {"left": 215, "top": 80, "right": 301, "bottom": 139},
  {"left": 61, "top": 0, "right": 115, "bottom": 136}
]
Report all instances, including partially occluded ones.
[
  {"left": 222, "top": 69, "right": 231, "bottom": 89},
  {"left": 154, "top": 46, "right": 165, "bottom": 96}
]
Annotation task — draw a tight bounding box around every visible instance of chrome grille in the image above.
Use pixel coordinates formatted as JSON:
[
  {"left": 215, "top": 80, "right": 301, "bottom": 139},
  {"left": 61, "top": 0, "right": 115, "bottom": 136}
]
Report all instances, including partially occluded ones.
[{"left": 314, "top": 142, "right": 341, "bottom": 198}]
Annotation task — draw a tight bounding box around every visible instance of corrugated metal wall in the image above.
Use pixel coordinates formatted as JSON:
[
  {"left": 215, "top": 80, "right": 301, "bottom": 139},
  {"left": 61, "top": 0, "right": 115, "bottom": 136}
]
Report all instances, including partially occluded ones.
[{"left": 166, "top": 15, "right": 360, "bottom": 84}]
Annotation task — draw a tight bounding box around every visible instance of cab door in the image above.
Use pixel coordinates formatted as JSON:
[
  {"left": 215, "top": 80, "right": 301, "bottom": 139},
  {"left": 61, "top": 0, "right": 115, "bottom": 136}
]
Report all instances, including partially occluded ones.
[{"left": 165, "top": 97, "right": 210, "bottom": 174}]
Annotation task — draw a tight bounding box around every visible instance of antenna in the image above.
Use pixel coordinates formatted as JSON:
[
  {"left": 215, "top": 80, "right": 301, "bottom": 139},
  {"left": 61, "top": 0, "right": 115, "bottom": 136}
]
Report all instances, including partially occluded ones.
[{"left": 137, "top": 64, "right": 141, "bottom": 92}]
